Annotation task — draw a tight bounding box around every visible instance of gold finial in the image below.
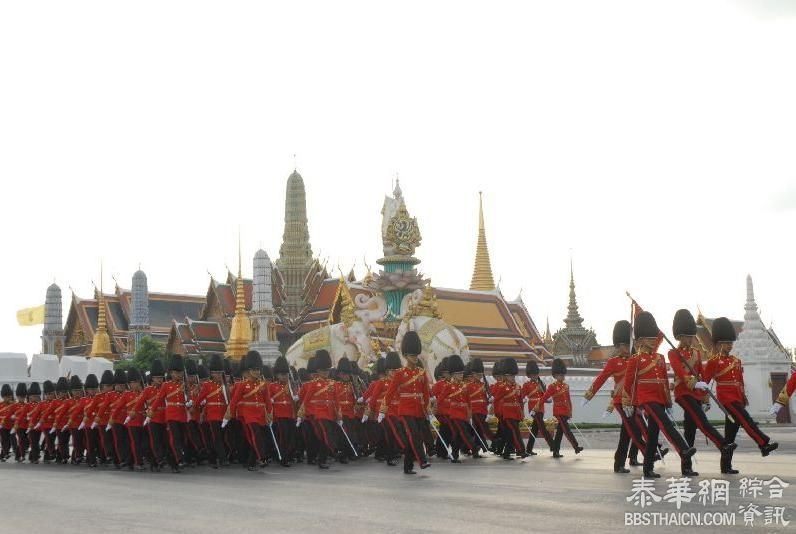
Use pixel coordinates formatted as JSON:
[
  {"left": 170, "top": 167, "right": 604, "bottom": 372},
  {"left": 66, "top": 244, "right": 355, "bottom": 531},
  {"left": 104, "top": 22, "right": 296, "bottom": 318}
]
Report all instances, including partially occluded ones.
[
  {"left": 338, "top": 277, "right": 358, "bottom": 327},
  {"left": 469, "top": 192, "right": 496, "bottom": 291},
  {"left": 226, "top": 230, "right": 252, "bottom": 360},
  {"left": 90, "top": 260, "right": 113, "bottom": 358},
  {"left": 410, "top": 281, "right": 440, "bottom": 319}
]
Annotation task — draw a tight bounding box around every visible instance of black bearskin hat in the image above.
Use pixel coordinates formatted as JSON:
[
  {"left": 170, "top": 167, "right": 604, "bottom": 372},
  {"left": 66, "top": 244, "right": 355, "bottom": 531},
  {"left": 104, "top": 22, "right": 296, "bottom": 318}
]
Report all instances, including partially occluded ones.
[
  {"left": 711, "top": 317, "right": 736, "bottom": 344},
  {"left": 244, "top": 351, "right": 263, "bottom": 373},
  {"left": 15, "top": 382, "right": 27, "bottom": 399},
  {"left": 613, "top": 320, "right": 632, "bottom": 347},
  {"left": 314, "top": 349, "right": 332, "bottom": 370},
  {"left": 433, "top": 363, "right": 444, "bottom": 380},
  {"left": 492, "top": 359, "right": 503, "bottom": 377},
  {"left": 198, "top": 364, "right": 209, "bottom": 380},
  {"left": 447, "top": 355, "right": 465, "bottom": 374},
  {"left": 551, "top": 358, "right": 567, "bottom": 376},
  {"left": 306, "top": 356, "right": 317, "bottom": 374},
  {"left": 502, "top": 357, "right": 519, "bottom": 376},
  {"left": 208, "top": 354, "right": 224, "bottom": 372},
  {"left": 84, "top": 374, "right": 99, "bottom": 390},
  {"left": 223, "top": 358, "right": 232, "bottom": 376},
  {"left": 127, "top": 368, "right": 142, "bottom": 383},
  {"left": 185, "top": 359, "right": 198, "bottom": 376},
  {"left": 298, "top": 367, "right": 310, "bottom": 382},
  {"left": 114, "top": 369, "right": 127, "bottom": 385},
  {"left": 261, "top": 365, "right": 273, "bottom": 381},
  {"left": 1, "top": 384, "right": 12, "bottom": 397},
  {"left": 385, "top": 351, "right": 402, "bottom": 370},
  {"left": 169, "top": 355, "right": 185, "bottom": 373},
  {"left": 28, "top": 382, "right": 42, "bottom": 396},
  {"left": 56, "top": 377, "right": 69, "bottom": 393},
  {"left": 273, "top": 356, "right": 290, "bottom": 375},
  {"left": 401, "top": 331, "right": 422, "bottom": 356},
  {"left": 672, "top": 309, "right": 697, "bottom": 338},
  {"left": 150, "top": 359, "right": 166, "bottom": 377},
  {"left": 100, "top": 370, "right": 115, "bottom": 386},
  {"left": 470, "top": 358, "right": 484, "bottom": 374},
  {"left": 69, "top": 375, "right": 83, "bottom": 390},
  {"left": 375, "top": 358, "right": 387, "bottom": 376},
  {"left": 633, "top": 311, "right": 659, "bottom": 340},
  {"left": 336, "top": 357, "right": 352, "bottom": 374},
  {"left": 42, "top": 380, "right": 55, "bottom": 395},
  {"left": 526, "top": 360, "right": 540, "bottom": 376}
]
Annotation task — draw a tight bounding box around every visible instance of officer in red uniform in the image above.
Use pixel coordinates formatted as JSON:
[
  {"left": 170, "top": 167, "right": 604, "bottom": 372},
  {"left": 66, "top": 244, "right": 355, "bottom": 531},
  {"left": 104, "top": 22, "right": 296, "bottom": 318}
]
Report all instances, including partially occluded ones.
[
  {"left": 703, "top": 316, "right": 778, "bottom": 473},
  {"left": 536, "top": 359, "right": 581, "bottom": 458},
  {"left": 492, "top": 358, "right": 527, "bottom": 460},
  {"left": 0, "top": 384, "right": 16, "bottom": 460},
  {"left": 269, "top": 355, "right": 297, "bottom": 467},
  {"left": 430, "top": 358, "right": 452, "bottom": 459},
  {"left": 228, "top": 351, "right": 273, "bottom": 471},
  {"left": 11, "top": 383, "right": 29, "bottom": 462},
  {"left": 150, "top": 355, "right": 191, "bottom": 473},
  {"left": 197, "top": 354, "right": 229, "bottom": 468},
  {"left": 25, "top": 382, "right": 43, "bottom": 463},
  {"left": 437, "top": 354, "right": 474, "bottom": 462},
  {"left": 82, "top": 374, "right": 105, "bottom": 467},
  {"left": 368, "top": 355, "right": 403, "bottom": 466},
  {"left": 488, "top": 360, "right": 506, "bottom": 456},
  {"left": 583, "top": 320, "right": 644, "bottom": 472},
  {"left": 119, "top": 368, "right": 146, "bottom": 471},
  {"left": 297, "top": 350, "right": 341, "bottom": 469},
  {"left": 334, "top": 357, "right": 360, "bottom": 459},
  {"left": 88, "top": 370, "right": 115, "bottom": 465},
  {"left": 105, "top": 369, "right": 129, "bottom": 468},
  {"left": 668, "top": 309, "right": 735, "bottom": 476},
  {"left": 521, "top": 360, "right": 553, "bottom": 456},
  {"left": 135, "top": 359, "right": 166, "bottom": 471},
  {"left": 52, "top": 377, "right": 73, "bottom": 464},
  {"left": 623, "top": 311, "right": 695, "bottom": 478},
  {"left": 67, "top": 376, "right": 87, "bottom": 464},
  {"left": 36, "top": 380, "right": 58, "bottom": 462},
  {"left": 380, "top": 332, "right": 431, "bottom": 474},
  {"left": 465, "top": 358, "right": 493, "bottom": 454}
]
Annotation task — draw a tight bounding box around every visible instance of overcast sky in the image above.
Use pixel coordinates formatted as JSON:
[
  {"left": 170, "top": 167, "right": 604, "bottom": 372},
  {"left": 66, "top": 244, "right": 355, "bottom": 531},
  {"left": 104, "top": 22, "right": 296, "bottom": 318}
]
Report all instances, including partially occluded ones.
[{"left": 1, "top": 1, "right": 795, "bottom": 356}]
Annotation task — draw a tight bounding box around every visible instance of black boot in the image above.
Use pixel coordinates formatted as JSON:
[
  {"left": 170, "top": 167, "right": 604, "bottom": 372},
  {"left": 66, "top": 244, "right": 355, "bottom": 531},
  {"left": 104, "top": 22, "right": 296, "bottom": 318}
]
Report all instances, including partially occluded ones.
[
  {"left": 614, "top": 464, "right": 630, "bottom": 474},
  {"left": 643, "top": 469, "right": 660, "bottom": 478},
  {"left": 761, "top": 442, "right": 778, "bottom": 457}
]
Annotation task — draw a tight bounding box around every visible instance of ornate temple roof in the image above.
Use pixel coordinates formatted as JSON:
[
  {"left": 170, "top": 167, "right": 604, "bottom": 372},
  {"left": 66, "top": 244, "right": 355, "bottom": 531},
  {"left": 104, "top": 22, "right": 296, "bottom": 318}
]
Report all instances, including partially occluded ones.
[
  {"left": 551, "top": 260, "right": 598, "bottom": 366},
  {"left": 469, "top": 192, "right": 496, "bottom": 292}
]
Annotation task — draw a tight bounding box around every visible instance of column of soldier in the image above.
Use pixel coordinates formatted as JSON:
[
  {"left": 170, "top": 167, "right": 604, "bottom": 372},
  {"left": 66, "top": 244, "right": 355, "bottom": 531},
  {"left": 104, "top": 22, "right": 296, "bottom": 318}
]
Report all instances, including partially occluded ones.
[{"left": 0, "top": 314, "right": 793, "bottom": 477}]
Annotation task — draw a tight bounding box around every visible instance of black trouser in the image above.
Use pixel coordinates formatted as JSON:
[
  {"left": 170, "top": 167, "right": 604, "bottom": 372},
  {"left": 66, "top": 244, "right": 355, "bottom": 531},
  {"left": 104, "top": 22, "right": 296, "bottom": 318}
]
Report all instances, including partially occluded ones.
[
  {"left": 1, "top": 428, "right": 12, "bottom": 458},
  {"left": 641, "top": 402, "right": 689, "bottom": 472},
  {"left": 28, "top": 430, "right": 41, "bottom": 461},
  {"left": 310, "top": 419, "right": 340, "bottom": 464},
  {"left": 677, "top": 396, "right": 726, "bottom": 472},
  {"left": 301, "top": 419, "right": 318, "bottom": 462},
  {"left": 552, "top": 416, "right": 579, "bottom": 453},
  {"left": 273, "top": 418, "right": 296, "bottom": 461},
  {"left": 15, "top": 430, "right": 29, "bottom": 461},
  {"left": 147, "top": 422, "right": 166, "bottom": 465},
  {"left": 231, "top": 419, "right": 249, "bottom": 463},
  {"left": 399, "top": 416, "right": 428, "bottom": 471},
  {"left": 70, "top": 428, "right": 85, "bottom": 462},
  {"left": 435, "top": 416, "right": 453, "bottom": 458},
  {"left": 205, "top": 421, "right": 227, "bottom": 463},
  {"left": 527, "top": 412, "right": 554, "bottom": 453},
  {"left": 448, "top": 419, "right": 475, "bottom": 457},
  {"left": 111, "top": 424, "right": 131, "bottom": 465},
  {"left": 618, "top": 406, "right": 647, "bottom": 458},
  {"left": 57, "top": 429, "right": 70, "bottom": 461},
  {"left": 341, "top": 417, "right": 362, "bottom": 455},
  {"left": 166, "top": 421, "right": 187, "bottom": 467},
  {"left": 243, "top": 422, "right": 268, "bottom": 467},
  {"left": 722, "top": 401, "right": 770, "bottom": 469},
  {"left": 127, "top": 426, "right": 145, "bottom": 466},
  {"left": 501, "top": 418, "right": 525, "bottom": 456},
  {"left": 184, "top": 420, "right": 205, "bottom": 463}
]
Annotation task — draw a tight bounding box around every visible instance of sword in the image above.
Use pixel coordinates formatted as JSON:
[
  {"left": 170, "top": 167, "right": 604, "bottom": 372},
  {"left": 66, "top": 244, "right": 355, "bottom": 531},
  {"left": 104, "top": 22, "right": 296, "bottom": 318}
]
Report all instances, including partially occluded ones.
[
  {"left": 639, "top": 411, "right": 666, "bottom": 466},
  {"left": 267, "top": 423, "right": 282, "bottom": 461},
  {"left": 338, "top": 421, "right": 359, "bottom": 457},
  {"left": 468, "top": 420, "right": 488, "bottom": 452},
  {"left": 569, "top": 419, "right": 592, "bottom": 449},
  {"left": 429, "top": 415, "right": 453, "bottom": 459}
]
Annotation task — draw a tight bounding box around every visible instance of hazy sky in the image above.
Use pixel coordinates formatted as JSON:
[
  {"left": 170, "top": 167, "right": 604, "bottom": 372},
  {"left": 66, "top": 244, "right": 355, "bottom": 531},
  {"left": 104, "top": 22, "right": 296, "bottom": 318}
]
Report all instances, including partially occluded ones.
[{"left": 1, "top": 1, "right": 795, "bottom": 355}]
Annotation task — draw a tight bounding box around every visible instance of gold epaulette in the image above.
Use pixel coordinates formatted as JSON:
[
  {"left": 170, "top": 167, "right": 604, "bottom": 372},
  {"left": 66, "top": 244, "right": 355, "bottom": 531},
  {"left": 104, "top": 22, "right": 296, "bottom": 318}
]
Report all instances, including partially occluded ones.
[{"left": 685, "top": 375, "right": 697, "bottom": 390}]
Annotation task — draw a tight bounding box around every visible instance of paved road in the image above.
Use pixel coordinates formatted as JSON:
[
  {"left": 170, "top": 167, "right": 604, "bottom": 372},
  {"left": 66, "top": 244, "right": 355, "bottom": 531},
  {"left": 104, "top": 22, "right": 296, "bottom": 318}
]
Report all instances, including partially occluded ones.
[{"left": 1, "top": 428, "right": 794, "bottom": 533}]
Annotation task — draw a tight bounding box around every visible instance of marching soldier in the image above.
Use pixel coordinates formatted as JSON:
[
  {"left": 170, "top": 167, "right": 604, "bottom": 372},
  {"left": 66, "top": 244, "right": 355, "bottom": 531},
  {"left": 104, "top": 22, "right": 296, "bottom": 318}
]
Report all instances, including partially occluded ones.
[
  {"left": 270, "top": 355, "right": 297, "bottom": 467},
  {"left": 437, "top": 354, "right": 475, "bottom": 462},
  {"left": 197, "top": 354, "right": 229, "bottom": 468},
  {"left": 53, "top": 377, "right": 73, "bottom": 464},
  {"left": 703, "top": 316, "right": 778, "bottom": 473},
  {"left": 380, "top": 332, "right": 432, "bottom": 475},
  {"left": 492, "top": 358, "right": 527, "bottom": 460},
  {"left": 0, "top": 384, "right": 14, "bottom": 461},
  {"left": 67, "top": 375, "right": 87, "bottom": 465},
  {"left": 227, "top": 351, "right": 273, "bottom": 471},
  {"left": 668, "top": 309, "right": 736, "bottom": 476},
  {"left": 135, "top": 359, "right": 166, "bottom": 471},
  {"left": 334, "top": 357, "right": 361, "bottom": 459},
  {"left": 297, "top": 350, "right": 340, "bottom": 469},
  {"left": 12, "top": 383, "right": 30, "bottom": 462},
  {"left": 623, "top": 311, "right": 695, "bottom": 478},
  {"left": 466, "top": 358, "right": 493, "bottom": 455},
  {"left": 430, "top": 358, "right": 452, "bottom": 458},
  {"left": 536, "top": 358, "right": 582, "bottom": 458},
  {"left": 25, "top": 382, "right": 42, "bottom": 463},
  {"left": 35, "top": 380, "right": 58, "bottom": 462},
  {"left": 82, "top": 373, "right": 104, "bottom": 467},
  {"left": 106, "top": 369, "right": 129, "bottom": 468},
  {"left": 582, "top": 320, "right": 643, "bottom": 472},
  {"left": 120, "top": 368, "right": 146, "bottom": 471},
  {"left": 522, "top": 360, "right": 554, "bottom": 457},
  {"left": 149, "top": 355, "right": 191, "bottom": 473}
]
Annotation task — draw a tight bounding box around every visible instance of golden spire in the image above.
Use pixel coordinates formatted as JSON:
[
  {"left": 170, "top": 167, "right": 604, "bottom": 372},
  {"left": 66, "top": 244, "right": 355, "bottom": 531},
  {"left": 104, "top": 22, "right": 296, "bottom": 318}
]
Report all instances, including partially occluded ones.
[
  {"left": 338, "top": 277, "right": 358, "bottom": 326},
  {"left": 469, "top": 192, "right": 496, "bottom": 291},
  {"left": 90, "top": 262, "right": 113, "bottom": 358},
  {"left": 226, "top": 232, "right": 252, "bottom": 360},
  {"left": 411, "top": 282, "right": 440, "bottom": 319}
]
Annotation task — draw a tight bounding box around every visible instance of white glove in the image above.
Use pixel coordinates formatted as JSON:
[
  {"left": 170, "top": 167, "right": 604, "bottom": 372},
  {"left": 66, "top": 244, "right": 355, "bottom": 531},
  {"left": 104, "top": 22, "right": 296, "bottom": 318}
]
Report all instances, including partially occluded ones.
[
  {"left": 357, "top": 397, "right": 364, "bottom": 403},
  {"left": 523, "top": 409, "right": 531, "bottom": 420},
  {"left": 90, "top": 422, "right": 98, "bottom": 429},
  {"left": 61, "top": 425, "right": 69, "bottom": 432},
  {"left": 337, "top": 420, "right": 344, "bottom": 427},
  {"left": 49, "top": 428, "right": 56, "bottom": 434},
  {"left": 10, "top": 428, "right": 15, "bottom": 435},
  {"left": 529, "top": 410, "right": 536, "bottom": 418},
  {"left": 703, "top": 403, "right": 711, "bottom": 412},
  {"left": 769, "top": 403, "right": 783, "bottom": 416},
  {"left": 430, "top": 396, "right": 436, "bottom": 403},
  {"left": 78, "top": 422, "right": 85, "bottom": 430},
  {"left": 545, "top": 399, "right": 552, "bottom": 404},
  {"left": 185, "top": 400, "right": 193, "bottom": 409},
  {"left": 623, "top": 407, "right": 634, "bottom": 417},
  {"left": 123, "top": 416, "right": 131, "bottom": 425},
  {"left": 292, "top": 395, "right": 299, "bottom": 402},
  {"left": 295, "top": 417, "right": 303, "bottom": 427},
  {"left": 602, "top": 410, "right": 611, "bottom": 419},
  {"left": 694, "top": 381, "right": 709, "bottom": 391},
  {"left": 105, "top": 424, "right": 112, "bottom": 431},
  {"left": 427, "top": 414, "right": 434, "bottom": 422},
  {"left": 580, "top": 398, "right": 589, "bottom": 407},
  {"left": 361, "top": 415, "right": 368, "bottom": 424},
  {"left": 665, "top": 407, "right": 674, "bottom": 419},
  {"left": 143, "top": 417, "right": 150, "bottom": 426},
  {"left": 377, "top": 413, "right": 385, "bottom": 424},
  {"left": 34, "top": 423, "right": 41, "bottom": 430},
  {"left": 221, "top": 418, "right": 230, "bottom": 428}
]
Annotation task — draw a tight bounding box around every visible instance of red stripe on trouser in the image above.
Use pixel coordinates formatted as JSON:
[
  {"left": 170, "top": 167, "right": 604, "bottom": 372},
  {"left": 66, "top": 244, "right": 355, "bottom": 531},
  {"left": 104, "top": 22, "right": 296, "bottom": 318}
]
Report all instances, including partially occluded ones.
[
  {"left": 310, "top": 419, "right": 335, "bottom": 453},
  {"left": 533, "top": 413, "right": 554, "bottom": 447},
  {"left": 505, "top": 419, "right": 524, "bottom": 452},
  {"left": 679, "top": 398, "right": 723, "bottom": 449},
  {"left": 400, "top": 417, "right": 423, "bottom": 463},
  {"left": 97, "top": 429, "right": 107, "bottom": 457},
  {"left": 384, "top": 417, "right": 405, "bottom": 449},
  {"left": 245, "top": 424, "right": 262, "bottom": 462},
  {"left": 451, "top": 419, "right": 474, "bottom": 451},
  {"left": 167, "top": 424, "right": 181, "bottom": 463},
  {"left": 111, "top": 427, "right": 121, "bottom": 463},
  {"left": 127, "top": 427, "right": 140, "bottom": 465},
  {"left": 635, "top": 412, "right": 649, "bottom": 440},
  {"left": 726, "top": 403, "right": 766, "bottom": 447},
  {"left": 618, "top": 409, "right": 647, "bottom": 453},
  {"left": 474, "top": 415, "right": 494, "bottom": 440},
  {"left": 147, "top": 426, "right": 157, "bottom": 463},
  {"left": 555, "top": 416, "right": 579, "bottom": 448},
  {"left": 644, "top": 404, "right": 683, "bottom": 455}
]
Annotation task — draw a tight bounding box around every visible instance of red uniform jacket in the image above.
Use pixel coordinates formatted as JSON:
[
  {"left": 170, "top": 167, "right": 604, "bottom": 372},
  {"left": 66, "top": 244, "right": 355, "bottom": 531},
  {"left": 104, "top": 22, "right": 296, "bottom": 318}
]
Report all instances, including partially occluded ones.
[
  {"left": 53, "top": 398, "right": 74, "bottom": 430},
  {"left": 334, "top": 382, "right": 357, "bottom": 418},
  {"left": 68, "top": 397, "right": 89, "bottom": 428},
  {"left": 623, "top": 352, "right": 672, "bottom": 407},
  {"left": 703, "top": 353, "right": 747, "bottom": 406},
  {"left": 134, "top": 385, "right": 165, "bottom": 424},
  {"left": 97, "top": 391, "right": 120, "bottom": 425},
  {"left": 0, "top": 401, "right": 16, "bottom": 428},
  {"left": 83, "top": 394, "right": 102, "bottom": 425},
  {"left": 196, "top": 381, "right": 229, "bottom": 422},
  {"left": 466, "top": 380, "right": 489, "bottom": 416},
  {"left": 537, "top": 380, "right": 572, "bottom": 417},
  {"left": 28, "top": 400, "right": 46, "bottom": 429},
  {"left": 268, "top": 382, "right": 295, "bottom": 419},
  {"left": 586, "top": 355, "right": 628, "bottom": 406},
  {"left": 490, "top": 382, "right": 505, "bottom": 418},
  {"left": 151, "top": 381, "right": 189, "bottom": 423},
  {"left": 438, "top": 381, "right": 470, "bottom": 421},
  {"left": 668, "top": 348, "right": 707, "bottom": 402},
  {"left": 39, "top": 399, "right": 59, "bottom": 430},
  {"left": 492, "top": 381, "right": 523, "bottom": 420},
  {"left": 431, "top": 379, "right": 450, "bottom": 417},
  {"left": 14, "top": 402, "right": 31, "bottom": 430},
  {"left": 299, "top": 378, "right": 338, "bottom": 421},
  {"left": 366, "top": 378, "right": 390, "bottom": 416},
  {"left": 383, "top": 367, "right": 430, "bottom": 419},
  {"left": 776, "top": 371, "right": 796, "bottom": 405},
  {"left": 229, "top": 380, "right": 272, "bottom": 425},
  {"left": 521, "top": 378, "right": 546, "bottom": 413}
]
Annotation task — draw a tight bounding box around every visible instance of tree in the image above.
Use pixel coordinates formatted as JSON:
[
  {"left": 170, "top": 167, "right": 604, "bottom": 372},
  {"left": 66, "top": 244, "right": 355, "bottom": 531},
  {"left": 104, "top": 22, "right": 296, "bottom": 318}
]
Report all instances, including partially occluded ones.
[{"left": 114, "top": 337, "right": 166, "bottom": 372}]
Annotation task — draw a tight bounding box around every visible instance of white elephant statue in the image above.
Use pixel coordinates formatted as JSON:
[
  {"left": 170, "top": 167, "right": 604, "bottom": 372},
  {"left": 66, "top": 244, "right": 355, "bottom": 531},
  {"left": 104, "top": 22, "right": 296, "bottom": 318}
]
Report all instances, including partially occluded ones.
[{"left": 285, "top": 293, "right": 387, "bottom": 371}]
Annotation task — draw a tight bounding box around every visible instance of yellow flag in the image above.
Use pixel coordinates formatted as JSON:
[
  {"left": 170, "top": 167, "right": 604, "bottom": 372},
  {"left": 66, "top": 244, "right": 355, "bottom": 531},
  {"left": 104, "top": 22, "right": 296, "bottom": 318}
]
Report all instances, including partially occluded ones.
[{"left": 17, "top": 305, "right": 45, "bottom": 326}]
